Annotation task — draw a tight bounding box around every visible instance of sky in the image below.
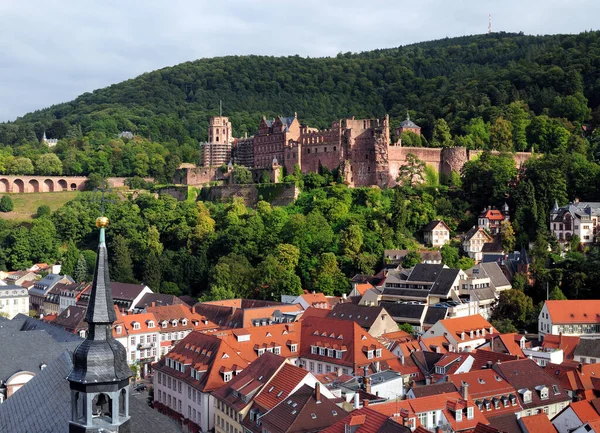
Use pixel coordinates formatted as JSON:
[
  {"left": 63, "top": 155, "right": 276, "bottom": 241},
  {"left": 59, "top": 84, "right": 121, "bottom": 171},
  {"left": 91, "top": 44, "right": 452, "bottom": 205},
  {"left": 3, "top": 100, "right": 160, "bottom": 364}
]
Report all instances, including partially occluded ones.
[{"left": 0, "top": 0, "right": 598, "bottom": 122}]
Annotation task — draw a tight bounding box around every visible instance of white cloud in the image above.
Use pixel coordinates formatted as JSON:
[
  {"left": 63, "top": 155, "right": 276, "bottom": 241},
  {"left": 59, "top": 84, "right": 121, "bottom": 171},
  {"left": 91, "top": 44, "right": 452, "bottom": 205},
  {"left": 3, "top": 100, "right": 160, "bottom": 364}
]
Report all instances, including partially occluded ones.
[{"left": 0, "top": 0, "right": 598, "bottom": 121}]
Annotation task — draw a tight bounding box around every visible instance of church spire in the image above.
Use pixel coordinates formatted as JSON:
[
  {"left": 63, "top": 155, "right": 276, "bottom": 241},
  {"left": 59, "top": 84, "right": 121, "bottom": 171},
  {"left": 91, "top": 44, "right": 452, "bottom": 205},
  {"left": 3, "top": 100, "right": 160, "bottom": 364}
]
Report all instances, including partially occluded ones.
[{"left": 67, "top": 215, "right": 132, "bottom": 432}]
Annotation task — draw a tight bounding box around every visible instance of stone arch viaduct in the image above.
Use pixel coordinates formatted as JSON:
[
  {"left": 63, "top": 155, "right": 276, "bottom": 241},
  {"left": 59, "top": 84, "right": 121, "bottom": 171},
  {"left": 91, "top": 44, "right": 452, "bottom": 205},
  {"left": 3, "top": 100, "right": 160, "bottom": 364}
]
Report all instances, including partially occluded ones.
[{"left": 0, "top": 176, "right": 129, "bottom": 193}]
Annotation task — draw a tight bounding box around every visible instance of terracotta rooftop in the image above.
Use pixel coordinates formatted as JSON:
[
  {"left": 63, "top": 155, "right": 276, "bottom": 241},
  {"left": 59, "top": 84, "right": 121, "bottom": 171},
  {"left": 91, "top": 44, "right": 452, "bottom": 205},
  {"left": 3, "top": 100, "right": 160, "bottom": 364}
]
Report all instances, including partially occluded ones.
[
  {"left": 253, "top": 363, "right": 309, "bottom": 410},
  {"left": 320, "top": 407, "right": 411, "bottom": 433},
  {"left": 436, "top": 315, "right": 496, "bottom": 342},
  {"left": 545, "top": 300, "right": 600, "bottom": 324},
  {"left": 518, "top": 413, "right": 557, "bottom": 433}
]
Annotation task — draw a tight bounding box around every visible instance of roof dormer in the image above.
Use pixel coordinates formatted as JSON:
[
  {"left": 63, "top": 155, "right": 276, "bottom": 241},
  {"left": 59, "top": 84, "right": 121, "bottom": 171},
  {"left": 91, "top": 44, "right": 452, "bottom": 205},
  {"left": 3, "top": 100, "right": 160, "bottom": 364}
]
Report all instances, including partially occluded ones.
[
  {"left": 132, "top": 321, "right": 140, "bottom": 330},
  {"left": 147, "top": 320, "right": 155, "bottom": 328}
]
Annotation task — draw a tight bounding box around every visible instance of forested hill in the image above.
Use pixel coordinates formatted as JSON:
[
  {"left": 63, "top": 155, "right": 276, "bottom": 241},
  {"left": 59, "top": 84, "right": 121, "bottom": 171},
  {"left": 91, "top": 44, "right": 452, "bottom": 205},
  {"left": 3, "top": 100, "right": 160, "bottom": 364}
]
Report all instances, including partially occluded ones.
[{"left": 4, "top": 31, "right": 600, "bottom": 148}]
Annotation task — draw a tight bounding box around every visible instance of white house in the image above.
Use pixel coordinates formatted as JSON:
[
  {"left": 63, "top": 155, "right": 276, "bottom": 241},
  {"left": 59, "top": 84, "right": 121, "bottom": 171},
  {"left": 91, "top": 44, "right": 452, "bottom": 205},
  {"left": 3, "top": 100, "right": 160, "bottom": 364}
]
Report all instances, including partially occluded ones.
[
  {"left": 423, "top": 220, "right": 451, "bottom": 248},
  {"left": 538, "top": 300, "right": 600, "bottom": 339},
  {"left": 0, "top": 285, "right": 29, "bottom": 319},
  {"left": 463, "top": 227, "right": 494, "bottom": 262},
  {"left": 550, "top": 200, "right": 600, "bottom": 245}
]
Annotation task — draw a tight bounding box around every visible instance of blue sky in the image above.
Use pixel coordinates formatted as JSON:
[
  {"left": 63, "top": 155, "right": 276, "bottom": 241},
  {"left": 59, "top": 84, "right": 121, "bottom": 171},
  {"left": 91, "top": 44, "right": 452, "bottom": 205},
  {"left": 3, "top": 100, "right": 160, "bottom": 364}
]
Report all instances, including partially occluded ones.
[{"left": 0, "top": 0, "right": 598, "bottom": 121}]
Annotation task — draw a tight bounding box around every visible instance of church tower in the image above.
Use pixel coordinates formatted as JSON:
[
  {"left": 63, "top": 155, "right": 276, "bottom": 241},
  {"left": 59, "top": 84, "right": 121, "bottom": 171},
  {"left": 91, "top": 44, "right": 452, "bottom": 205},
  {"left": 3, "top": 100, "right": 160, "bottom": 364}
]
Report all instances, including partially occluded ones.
[{"left": 67, "top": 216, "right": 133, "bottom": 433}]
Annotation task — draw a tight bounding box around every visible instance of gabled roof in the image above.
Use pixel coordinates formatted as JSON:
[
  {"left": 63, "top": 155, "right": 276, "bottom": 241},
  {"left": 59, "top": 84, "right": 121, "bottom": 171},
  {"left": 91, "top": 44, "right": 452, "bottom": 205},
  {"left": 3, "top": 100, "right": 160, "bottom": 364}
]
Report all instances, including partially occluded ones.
[
  {"left": 52, "top": 305, "right": 88, "bottom": 333},
  {"left": 464, "top": 227, "right": 494, "bottom": 242},
  {"left": 545, "top": 300, "right": 600, "bottom": 324},
  {"left": 436, "top": 315, "right": 495, "bottom": 343},
  {"left": 410, "top": 382, "right": 458, "bottom": 398},
  {"left": 135, "top": 293, "right": 183, "bottom": 310},
  {"left": 156, "top": 331, "right": 249, "bottom": 392},
  {"left": 470, "top": 350, "right": 519, "bottom": 370},
  {"left": 493, "top": 359, "right": 570, "bottom": 409},
  {"left": 320, "top": 407, "right": 411, "bottom": 433},
  {"left": 429, "top": 268, "right": 461, "bottom": 296},
  {"left": 479, "top": 209, "right": 506, "bottom": 221},
  {"left": 380, "top": 302, "right": 426, "bottom": 321},
  {"left": 147, "top": 304, "right": 216, "bottom": 332},
  {"left": 212, "top": 352, "right": 287, "bottom": 411},
  {"left": 540, "top": 334, "right": 580, "bottom": 360},
  {"left": 422, "top": 220, "right": 450, "bottom": 233},
  {"left": 253, "top": 362, "right": 310, "bottom": 410},
  {"left": 260, "top": 384, "right": 346, "bottom": 433},
  {"left": 300, "top": 316, "right": 396, "bottom": 373},
  {"left": 328, "top": 304, "right": 385, "bottom": 330}
]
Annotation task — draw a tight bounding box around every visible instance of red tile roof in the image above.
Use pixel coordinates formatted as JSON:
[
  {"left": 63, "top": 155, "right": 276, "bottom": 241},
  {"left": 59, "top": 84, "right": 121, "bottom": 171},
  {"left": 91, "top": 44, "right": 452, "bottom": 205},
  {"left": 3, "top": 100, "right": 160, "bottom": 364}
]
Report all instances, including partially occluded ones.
[
  {"left": 479, "top": 209, "right": 506, "bottom": 221},
  {"left": 300, "top": 316, "right": 397, "bottom": 374},
  {"left": 568, "top": 400, "right": 600, "bottom": 424},
  {"left": 545, "top": 300, "right": 600, "bottom": 324},
  {"left": 436, "top": 315, "right": 496, "bottom": 343},
  {"left": 518, "top": 413, "right": 557, "bottom": 433},
  {"left": 541, "top": 334, "right": 580, "bottom": 360},
  {"left": 470, "top": 349, "right": 519, "bottom": 370},
  {"left": 253, "top": 363, "right": 309, "bottom": 410},
  {"left": 320, "top": 407, "right": 410, "bottom": 433}
]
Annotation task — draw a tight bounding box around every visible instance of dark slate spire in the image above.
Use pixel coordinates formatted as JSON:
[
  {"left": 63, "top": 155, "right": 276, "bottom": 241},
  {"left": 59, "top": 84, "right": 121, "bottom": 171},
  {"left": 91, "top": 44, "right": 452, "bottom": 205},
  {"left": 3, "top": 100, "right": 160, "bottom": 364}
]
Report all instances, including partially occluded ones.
[
  {"left": 67, "top": 216, "right": 132, "bottom": 385},
  {"left": 84, "top": 218, "right": 117, "bottom": 324}
]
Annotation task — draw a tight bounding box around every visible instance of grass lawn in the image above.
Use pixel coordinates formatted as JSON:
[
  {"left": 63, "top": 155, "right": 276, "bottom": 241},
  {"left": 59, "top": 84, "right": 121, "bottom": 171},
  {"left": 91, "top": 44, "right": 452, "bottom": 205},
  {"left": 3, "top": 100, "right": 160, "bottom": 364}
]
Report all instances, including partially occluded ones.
[{"left": 0, "top": 191, "right": 80, "bottom": 220}]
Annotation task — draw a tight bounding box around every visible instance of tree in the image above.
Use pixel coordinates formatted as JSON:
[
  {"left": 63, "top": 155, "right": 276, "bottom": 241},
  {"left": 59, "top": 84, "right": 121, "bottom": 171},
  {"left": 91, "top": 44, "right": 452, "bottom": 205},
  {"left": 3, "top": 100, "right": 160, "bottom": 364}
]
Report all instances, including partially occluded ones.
[
  {"left": 142, "top": 251, "right": 162, "bottom": 291},
  {"left": 61, "top": 241, "right": 80, "bottom": 277},
  {"left": 500, "top": 220, "right": 516, "bottom": 252},
  {"left": 396, "top": 153, "right": 426, "bottom": 187},
  {"left": 259, "top": 171, "right": 271, "bottom": 184},
  {"left": 432, "top": 119, "right": 453, "bottom": 147},
  {"left": 549, "top": 286, "right": 568, "bottom": 300},
  {"left": 233, "top": 166, "right": 253, "bottom": 184},
  {"left": 74, "top": 254, "right": 88, "bottom": 283},
  {"left": 255, "top": 255, "right": 302, "bottom": 300},
  {"left": 110, "top": 235, "right": 135, "bottom": 283},
  {"left": 402, "top": 251, "right": 422, "bottom": 268},
  {"left": 492, "top": 289, "right": 534, "bottom": 329},
  {"left": 311, "top": 252, "right": 349, "bottom": 296},
  {"left": 441, "top": 244, "right": 460, "bottom": 268},
  {"left": 398, "top": 323, "right": 414, "bottom": 334},
  {"left": 491, "top": 319, "right": 519, "bottom": 334},
  {"left": 489, "top": 117, "right": 513, "bottom": 151},
  {"left": 160, "top": 281, "right": 182, "bottom": 296},
  {"left": 339, "top": 224, "right": 364, "bottom": 257},
  {"left": 0, "top": 196, "right": 13, "bottom": 212},
  {"left": 35, "top": 153, "right": 63, "bottom": 175}
]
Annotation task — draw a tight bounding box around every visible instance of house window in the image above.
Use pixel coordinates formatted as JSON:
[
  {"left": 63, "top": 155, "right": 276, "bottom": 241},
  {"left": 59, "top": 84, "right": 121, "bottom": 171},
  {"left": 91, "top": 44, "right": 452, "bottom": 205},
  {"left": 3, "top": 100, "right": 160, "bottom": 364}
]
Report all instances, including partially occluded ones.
[
  {"left": 273, "top": 347, "right": 281, "bottom": 355},
  {"left": 317, "top": 363, "right": 323, "bottom": 373},
  {"left": 130, "top": 337, "right": 135, "bottom": 346},
  {"left": 375, "top": 349, "right": 382, "bottom": 358},
  {"left": 311, "top": 346, "right": 318, "bottom": 355},
  {"left": 148, "top": 321, "right": 154, "bottom": 328},
  {"left": 309, "top": 362, "right": 315, "bottom": 371},
  {"left": 290, "top": 344, "right": 297, "bottom": 353},
  {"left": 116, "top": 326, "right": 122, "bottom": 334},
  {"left": 367, "top": 351, "right": 373, "bottom": 360},
  {"left": 327, "top": 349, "right": 334, "bottom": 357},
  {"left": 319, "top": 348, "right": 326, "bottom": 356},
  {"left": 418, "top": 413, "right": 427, "bottom": 427},
  {"left": 336, "top": 350, "right": 343, "bottom": 359},
  {"left": 132, "top": 322, "right": 140, "bottom": 330}
]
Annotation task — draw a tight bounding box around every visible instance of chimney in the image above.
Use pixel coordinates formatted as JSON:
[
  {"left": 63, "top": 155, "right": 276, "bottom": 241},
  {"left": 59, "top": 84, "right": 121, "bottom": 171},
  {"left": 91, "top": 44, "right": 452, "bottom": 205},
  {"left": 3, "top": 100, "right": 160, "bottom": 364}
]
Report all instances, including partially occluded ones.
[
  {"left": 353, "top": 392, "right": 360, "bottom": 409},
  {"left": 363, "top": 400, "right": 369, "bottom": 407},
  {"left": 364, "top": 376, "right": 372, "bottom": 394},
  {"left": 151, "top": 302, "right": 155, "bottom": 308},
  {"left": 460, "top": 381, "right": 469, "bottom": 400},
  {"left": 314, "top": 382, "right": 321, "bottom": 402},
  {"left": 486, "top": 360, "right": 493, "bottom": 369},
  {"left": 578, "top": 363, "right": 583, "bottom": 374}
]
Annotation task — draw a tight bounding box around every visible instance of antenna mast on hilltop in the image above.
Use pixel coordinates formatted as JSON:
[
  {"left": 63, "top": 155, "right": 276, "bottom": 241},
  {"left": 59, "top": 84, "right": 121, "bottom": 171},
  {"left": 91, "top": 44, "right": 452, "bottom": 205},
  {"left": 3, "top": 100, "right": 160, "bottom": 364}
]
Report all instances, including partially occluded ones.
[
  {"left": 220, "top": 100, "right": 223, "bottom": 117},
  {"left": 488, "top": 14, "right": 492, "bottom": 34}
]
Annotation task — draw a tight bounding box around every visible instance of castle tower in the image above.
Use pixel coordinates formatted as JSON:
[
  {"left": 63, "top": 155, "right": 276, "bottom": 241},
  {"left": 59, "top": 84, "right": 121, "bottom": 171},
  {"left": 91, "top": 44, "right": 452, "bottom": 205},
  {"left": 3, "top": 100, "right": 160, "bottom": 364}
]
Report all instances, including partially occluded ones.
[
  {"left": 208, "top": 116, "right": 233, "bottom": 145},
  {"left": 201, "top": 116, "right": 234, "bottom": 167},
  {"left": 67, "top": 216, "right": 133, "bottom": 433},
  {"left": 394, "top": 112, "right": 421, "bottom": 139}
]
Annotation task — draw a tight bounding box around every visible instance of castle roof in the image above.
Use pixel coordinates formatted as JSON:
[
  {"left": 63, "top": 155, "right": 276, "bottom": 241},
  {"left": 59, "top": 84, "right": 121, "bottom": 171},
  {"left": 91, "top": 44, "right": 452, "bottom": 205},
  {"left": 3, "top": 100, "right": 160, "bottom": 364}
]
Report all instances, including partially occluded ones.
[{"left": 399, "top": 114, "right": 420, "bottom": 129}]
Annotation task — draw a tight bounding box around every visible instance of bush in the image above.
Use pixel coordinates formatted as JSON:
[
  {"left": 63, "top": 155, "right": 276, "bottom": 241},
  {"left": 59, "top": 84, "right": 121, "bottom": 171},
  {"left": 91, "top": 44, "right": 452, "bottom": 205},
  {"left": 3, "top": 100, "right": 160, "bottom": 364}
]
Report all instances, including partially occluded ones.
[
  {"left": 0, "top": 195, "right": 13, "bottom": 212},
  {"left": 36, "top": 205, "right": 51, "bottom": 218},
  {"left": 125, "top": 176, "right": 154, "bottom": 190}
]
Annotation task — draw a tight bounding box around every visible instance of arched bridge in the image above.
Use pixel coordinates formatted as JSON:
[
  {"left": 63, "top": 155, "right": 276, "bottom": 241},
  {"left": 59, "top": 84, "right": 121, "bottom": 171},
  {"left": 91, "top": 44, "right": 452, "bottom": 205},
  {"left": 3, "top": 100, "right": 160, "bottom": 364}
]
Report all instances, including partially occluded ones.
[{"left": 0, "top": 176, "right": 130, "bottom": 193}]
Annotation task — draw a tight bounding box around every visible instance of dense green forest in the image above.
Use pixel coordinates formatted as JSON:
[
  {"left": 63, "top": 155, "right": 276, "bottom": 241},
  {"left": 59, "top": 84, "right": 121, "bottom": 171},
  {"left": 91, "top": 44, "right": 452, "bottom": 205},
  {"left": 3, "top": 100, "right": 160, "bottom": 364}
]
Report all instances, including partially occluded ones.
[{"left": 1, "top": 31, "right": 600, "bottom": 180}]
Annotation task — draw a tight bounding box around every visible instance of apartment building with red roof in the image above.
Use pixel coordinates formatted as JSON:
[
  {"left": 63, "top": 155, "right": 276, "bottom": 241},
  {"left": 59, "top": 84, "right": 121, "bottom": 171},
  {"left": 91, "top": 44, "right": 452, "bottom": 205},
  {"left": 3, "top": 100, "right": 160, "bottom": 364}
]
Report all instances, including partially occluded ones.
[
  {"left": 539, "top": 300, "right": 600, "bottom": 339},
  {"left": 299, "top": 316, "right": 398, "bottom": 377},
  {"left": 258, "top": 383, "right": 346, "bottom": 433},
  {"left": 545, "top": 362, "right": 600, "bottom": 401},
  {"left": 194, "top": 300, "right": 303, "bottom": 329},
  {"left": 370, "top": 387, "right": 490, "bottom": 432},
  {"left": 112, "top": 309, "right": 160, "bottom": 377},
  {"left": 153, "top": 331, "right": 249, "bottom": 432},
  {"left": 493, "top": 358, "right": 571, "bottom": 419},
  {"left": 147, "top": 303, "right": 218, "bottom": 356},
  {"left": 423, "top": 314, "right": 497, "bottom": 352},
  {"left": 448, "top": 369, "right": 522, "bottom": 419}
]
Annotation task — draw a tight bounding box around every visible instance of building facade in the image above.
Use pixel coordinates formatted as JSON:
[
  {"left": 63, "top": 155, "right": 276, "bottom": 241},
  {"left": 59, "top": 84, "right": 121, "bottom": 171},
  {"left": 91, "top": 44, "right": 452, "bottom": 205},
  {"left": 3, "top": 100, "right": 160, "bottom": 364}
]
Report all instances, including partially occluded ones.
[
  {"left": 538, "top": 300, "right": 600, "bottom": 339},
  {"left": 423, "top": 220, "right": 451, "bottom": 248},
  {"left": 550, "top": 201, "right": 600, "bottom": 245},
  {"left": 0, "top": 285, "right": 29, "bottom": 319}
]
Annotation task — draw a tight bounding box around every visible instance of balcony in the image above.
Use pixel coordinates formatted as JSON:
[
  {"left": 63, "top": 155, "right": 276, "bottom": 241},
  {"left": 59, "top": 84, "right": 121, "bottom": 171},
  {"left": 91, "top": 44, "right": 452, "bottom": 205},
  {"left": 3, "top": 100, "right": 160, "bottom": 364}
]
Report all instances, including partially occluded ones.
[{"left": 138, "top": 342, "right": 153, "bottom": 350}]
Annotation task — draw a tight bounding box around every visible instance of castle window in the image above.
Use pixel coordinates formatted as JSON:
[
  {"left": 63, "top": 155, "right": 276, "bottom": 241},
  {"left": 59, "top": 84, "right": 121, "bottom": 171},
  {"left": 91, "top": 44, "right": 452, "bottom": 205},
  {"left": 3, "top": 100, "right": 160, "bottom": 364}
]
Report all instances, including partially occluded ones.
[
  {"left": 333, "top": 146, "right": 336, "bottom": 151},
  {"left": 307, "top": 149, "right": 310, "bottom": 154},
  {"left": 365, "top": 154, "right": 368, "bottom": 160},
  {"left": 324, "top": 147, "right": 327, "bottom": 152}
]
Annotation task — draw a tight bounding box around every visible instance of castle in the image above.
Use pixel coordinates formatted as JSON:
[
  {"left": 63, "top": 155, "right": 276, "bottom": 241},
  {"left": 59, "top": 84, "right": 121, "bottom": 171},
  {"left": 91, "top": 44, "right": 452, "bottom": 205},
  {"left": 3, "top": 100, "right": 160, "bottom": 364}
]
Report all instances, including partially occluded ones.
[{"left": 180, "top": 113, "right": 534, "bottom": 187}]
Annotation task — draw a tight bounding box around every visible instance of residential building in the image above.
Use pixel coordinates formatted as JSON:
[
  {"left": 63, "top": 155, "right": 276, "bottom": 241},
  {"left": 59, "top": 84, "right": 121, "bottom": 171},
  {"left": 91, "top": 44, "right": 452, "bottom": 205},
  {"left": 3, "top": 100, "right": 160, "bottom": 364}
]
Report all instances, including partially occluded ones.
[
  {"left": 493, "top": 358, "right": 571, "bottom": 418},
  {"left": 299, "top": 316, "right": 399, "bottom": 376},
  {"left": 147, "top": 303, "right": 218, "bottom": 356},
  {"left": 552, "top": 399, "right": 600, "bottom": 433},
  {"left": 42, "top": 285, "right": 61, "bottom": 316},
  {"left": 448, "top": 370, "right": 522, "bottom": 419},
  {"left": 327, "top": 303, "right": 399, "bottom": 337},
  {"left": 544, "top": 363, "right": 600, "bottom": 401},
  {"left": 50, "top": 305, "right": 89, "bottom": 337},
  {"left": 133, "top": 292, "right": 184, "bottom": 312},
  {"left": 2, "top": 270, "right": 37, "bottom": 286},
  {"left": 422, "top": 315, "right": 497, "bottom": 353},
  {"left": 153, "top": 331, "right": 250, "bottom": 432},
  {"left": 28, "top": 274, "right": 73, "bottom": 314},
  {"left": 0, "top": 285, "right": 29, "bottom": 319},
  {"left": 423, "top": 220, "right": 451, "bottom": 247},
  {"left": 550, "top": 201, "right": 600, "bottom": 245},
  {"left": 282, "top": 292, "right": 333, "bottom": 310},
  {"left": 523, "top": 346, "right": 564, "bottom": 366},
  {"left": 78, "top": 281, "right": 152, "bottom": 311},
  {"left": 321, "top": 406, "right": 411, "bottom": 433},
  {"left": 538, "top": 300, "right": 600, "bottom": 339},
  {"left": 384, "top": 250, "right": 443, "bottom": 266},
  {"left": 115, "top": 310, "right": 160, "bottom": 377},
  {"left": 573, "top": 339, "right": 600, "bottom": 364},
  {"left": 195, "top": 299, "right": 302, "bottom": 328},
  {"left": 339, "top": 370, "right": 405, "bottom": 401},
  {"left": 478, "top": 205, "right": 510, "bottom": 235},
  {"left": 370, "top": 387, "right": 490, "bottom": 432},
  {"left": 57, "top": 282, "right": 89, "bottom": 313},
  {"left": 258, "top": 383, "right": 345, "bottom": 433},
  {"left": 463, "top": 227, "right": 494, "bottom": 262}
]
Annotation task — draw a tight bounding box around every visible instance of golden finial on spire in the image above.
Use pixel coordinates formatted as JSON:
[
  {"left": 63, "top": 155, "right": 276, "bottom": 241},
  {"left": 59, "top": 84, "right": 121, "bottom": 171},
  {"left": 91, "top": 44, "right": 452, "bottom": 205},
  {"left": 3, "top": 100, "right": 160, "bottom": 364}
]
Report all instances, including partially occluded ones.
[{"left": 96, "top": 216, "right": 109, "bottom": 228}]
